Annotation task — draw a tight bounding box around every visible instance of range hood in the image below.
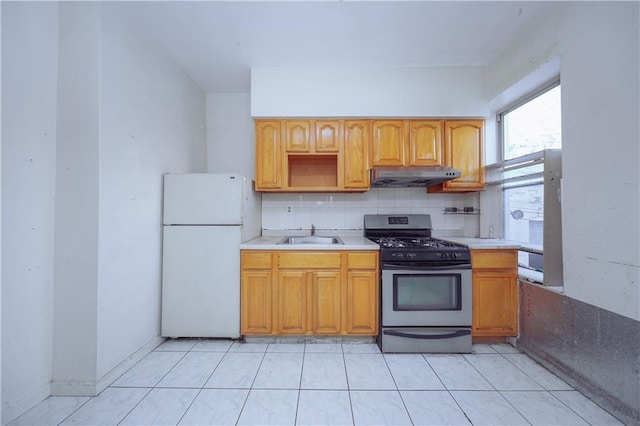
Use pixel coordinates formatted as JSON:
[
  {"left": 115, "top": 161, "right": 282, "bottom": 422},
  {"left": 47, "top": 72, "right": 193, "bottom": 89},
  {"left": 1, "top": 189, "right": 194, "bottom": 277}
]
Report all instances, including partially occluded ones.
[{"left": 370, "top": 166, "right": 461, "bottom": 188}]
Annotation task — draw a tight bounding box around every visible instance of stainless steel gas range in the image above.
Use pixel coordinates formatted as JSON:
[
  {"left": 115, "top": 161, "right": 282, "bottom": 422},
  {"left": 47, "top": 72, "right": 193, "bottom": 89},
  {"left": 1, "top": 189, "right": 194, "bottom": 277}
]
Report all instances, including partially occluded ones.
[{"left": 364, "top": 214, "right": 472, "bottom": 353}]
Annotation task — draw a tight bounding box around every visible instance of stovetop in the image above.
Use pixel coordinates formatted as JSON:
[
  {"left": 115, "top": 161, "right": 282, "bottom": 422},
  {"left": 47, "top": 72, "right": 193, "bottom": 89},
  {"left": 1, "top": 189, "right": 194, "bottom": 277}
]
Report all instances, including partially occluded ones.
[
  {"left": 371, "top": 237, "right": 467, "bottom": 250},
  {"left": 364, "top": 214, "right": 471, "bottom": 265}
]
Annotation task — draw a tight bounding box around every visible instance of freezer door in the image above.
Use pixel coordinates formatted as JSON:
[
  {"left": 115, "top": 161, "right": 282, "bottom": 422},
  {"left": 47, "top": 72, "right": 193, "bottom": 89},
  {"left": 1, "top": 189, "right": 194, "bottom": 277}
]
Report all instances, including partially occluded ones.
[
  {"left": 162, "top": 225, "right": 241, "bottom": 338},
  {"left": 163, "top": 173, "right": 243, "bottom": 225}
]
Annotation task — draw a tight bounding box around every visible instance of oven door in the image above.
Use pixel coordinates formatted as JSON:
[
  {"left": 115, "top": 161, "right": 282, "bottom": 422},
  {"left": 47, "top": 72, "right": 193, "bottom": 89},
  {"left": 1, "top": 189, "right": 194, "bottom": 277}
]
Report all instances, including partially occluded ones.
[{"left": 381, "top": 266, "right": 472, "bottom": 327}]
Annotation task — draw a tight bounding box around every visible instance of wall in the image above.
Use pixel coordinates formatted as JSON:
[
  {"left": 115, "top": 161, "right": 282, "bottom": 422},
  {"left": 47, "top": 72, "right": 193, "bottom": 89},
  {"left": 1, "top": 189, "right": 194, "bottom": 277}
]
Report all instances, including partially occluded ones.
[
  {"left": 251, "top": 67, "right": 488, "bottom": 118},
  {"left": 96, "top": 5, "right": 206, "bottom": 382},
  {"left": 488, "top": 2, "right": 640, "bottom": 321},
  {"left": 252, "top": 66, "right": 487, "bottom": 234},
  {"left": 207, "top": 93, "right": 254, "bottom": 178},
  {"left": 486, "top": 2, "right": 639, "bottom": 422},
  {"left": 1, "top": 2, "right": 59, "bottom": 420},
  {"left": 2, "top": 1, "right": 207, "bottom": 420},
  {"left": 519, "top": 282, "right": 639, "bottom": 425},
  {"left": 0, "top": 4, "right": 3, "bottom": 422},
  {"left": 263, "top": 190, "right": 480, "bottom": 235},
  {"left": 52, "top": 1, "right": 100, "bottom": 396}
]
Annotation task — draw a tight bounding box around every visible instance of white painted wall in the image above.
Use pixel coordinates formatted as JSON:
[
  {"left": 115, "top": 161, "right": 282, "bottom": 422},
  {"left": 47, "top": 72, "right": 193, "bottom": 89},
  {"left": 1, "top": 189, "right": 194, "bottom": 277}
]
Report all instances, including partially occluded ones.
[
  {"left": 96, "top": 5, "right": 206, "bottom": 380},
  {"left": 249, "top": 66, "right": 488, "bottom": 235},
  {"left": 487, "top": 2, "right": 640, "bottom": 320},
  {"left": 52, "top": 2, "right": 101, "bottom": 396},
  {"left": 206, "top": 92, "right": 254, "bottom": 178},
  {"left": 2, "top": 2, "right": 206, "bottom": 419},
  {"left": 263, "top": 190, "right": 480, "bottom": 237},
  {"left": 0, "top": 5, "right": 3, "bottom": 422},
  {"left": 1, "top": 1, "right": 58, "bottom": 420},
  {"left": 251, "top": 67, "right": 488, "bottom": 118}
]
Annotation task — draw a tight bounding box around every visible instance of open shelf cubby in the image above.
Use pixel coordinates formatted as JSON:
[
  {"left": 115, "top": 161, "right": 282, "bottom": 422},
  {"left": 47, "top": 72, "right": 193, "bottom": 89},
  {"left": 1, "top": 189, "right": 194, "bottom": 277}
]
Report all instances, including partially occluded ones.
[{"left": 288, "top": 155, "right": 338, "bottom": 188}]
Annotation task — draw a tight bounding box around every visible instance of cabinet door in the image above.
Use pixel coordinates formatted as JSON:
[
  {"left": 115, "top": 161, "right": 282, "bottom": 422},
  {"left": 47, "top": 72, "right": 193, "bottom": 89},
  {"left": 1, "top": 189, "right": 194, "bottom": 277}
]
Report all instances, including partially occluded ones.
[
  {"left": 315, "top": 120, "right": 341, "bottom": 152},
  {"left": 241, "top": 270, "right": 273, "bottom": 334},
  {"left": 472, "top": 271, "right": 518, "bottom": 336},
  {"left": 311, "top": 271, "right": 342, "bottom": 334},
  {"left": 372, "top": 120, "right": 407, "bottom": 166},
  {"left": 346, "top": 270, "right": 378, "bottom": 334},
  {"left": 409, "top": 120, "right": 443, "bottom": 166},
  {"left": 344, "top": 120, "right": 371, "bottom": 189},
  {"left": 277, "top": 271, "right": 308, "bottom": 334},
  {"left": 285, "top": 120, "right": 312, "bottom": 152},
  {"left": 255, "top": 120, "right": 283, "bottom": 189},
  {"left": 442, "top": 120, "right": 484, "bottom": 191}
]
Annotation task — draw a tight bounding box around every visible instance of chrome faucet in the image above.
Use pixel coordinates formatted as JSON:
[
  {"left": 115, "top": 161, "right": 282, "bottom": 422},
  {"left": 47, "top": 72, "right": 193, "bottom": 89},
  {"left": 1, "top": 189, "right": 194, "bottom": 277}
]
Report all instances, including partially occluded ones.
[{"left": 311, "top": 224, "right": 316, "bottom": 236}]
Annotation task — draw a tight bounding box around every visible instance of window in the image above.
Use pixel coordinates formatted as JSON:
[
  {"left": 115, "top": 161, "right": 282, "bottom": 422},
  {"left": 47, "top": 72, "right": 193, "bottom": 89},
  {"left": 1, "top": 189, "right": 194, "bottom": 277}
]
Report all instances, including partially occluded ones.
[
  {"left": 488, "top": 80, "right": 563, "bottom": 286},
  {"left": 501, "top": 84, "right": 562, "bottom": 160}
]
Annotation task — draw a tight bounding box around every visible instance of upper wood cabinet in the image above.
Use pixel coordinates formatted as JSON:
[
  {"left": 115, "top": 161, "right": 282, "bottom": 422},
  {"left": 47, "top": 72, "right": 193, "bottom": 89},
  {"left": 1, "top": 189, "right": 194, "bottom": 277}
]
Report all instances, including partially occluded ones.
[
  {"left": 255, "top": 120, "right": 283, "bottom": 190},
  {"left": 343, "top": 120, "right": 371, "bottom": 189},
  {"left": 255, "top": 118, "right": 485, "bottom": 193},
  {"left": 372, "top": 120, "right": 408, "bottom": 166},
  {"left": 315, "top": 120, "right": 341, "bottom": 152},
  {"left": 409, "top": 120, "right": 443, "bottom": 166},
  {"left": 372, "top": 119, "right": 444, "bottom": 168},
  {"left": 284, "top": 120, "right": 341, "bottom": 153},
  {"left": 285, "top": 120, "right": 312, "bottom": 152},
  {"left": 430, "top": 120, "right": 485, "bottom": 192},
  {"left": 255, "top": 119, "right": 364, "bottom": 192}
]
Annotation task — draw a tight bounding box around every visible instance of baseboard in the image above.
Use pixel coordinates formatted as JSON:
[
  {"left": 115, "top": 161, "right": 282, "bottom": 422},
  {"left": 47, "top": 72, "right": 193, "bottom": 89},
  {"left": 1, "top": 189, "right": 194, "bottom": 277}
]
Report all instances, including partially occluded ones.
[
  {"left": 2, "top": 382, "right": 51, "bottom": 425},
  {"left": 50, "top": 336, "right": 165, "bottom": 398},
  {"left": 95, "top": 335, "right": 164, "bottom": 394},
  {"left": 5, "top": 336, "right": 165, "bottom": 424},
  {"left": 50, "top": 380, "right": 98, "bottom": 397}
]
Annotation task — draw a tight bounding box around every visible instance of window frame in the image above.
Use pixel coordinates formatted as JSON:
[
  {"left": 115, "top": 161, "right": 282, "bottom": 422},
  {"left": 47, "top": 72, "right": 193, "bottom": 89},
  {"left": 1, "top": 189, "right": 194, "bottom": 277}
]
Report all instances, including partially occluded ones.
[
  {"left": 497, "top": 77, "right": 561, "bottom": 162},
  {"left": 487, "top": 77, "right": 563, "bottom": 287}
]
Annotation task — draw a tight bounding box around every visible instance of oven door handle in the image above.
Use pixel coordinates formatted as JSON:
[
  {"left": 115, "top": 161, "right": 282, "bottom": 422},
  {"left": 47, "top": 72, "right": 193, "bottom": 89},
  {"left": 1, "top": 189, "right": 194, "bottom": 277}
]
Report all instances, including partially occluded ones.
[
  {"left": 383, "top": 329, "right": 471, "bottom": 340},
  {"left": 382, "top": 263, "right": 471, "bottom": 271}
]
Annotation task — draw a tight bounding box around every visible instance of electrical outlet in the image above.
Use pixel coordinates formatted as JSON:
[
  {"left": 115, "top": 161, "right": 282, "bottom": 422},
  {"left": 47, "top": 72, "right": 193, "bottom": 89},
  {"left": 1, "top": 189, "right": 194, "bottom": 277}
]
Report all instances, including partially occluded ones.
[{"left": 286, "top": 205, "right": 293, "bottom": 215}]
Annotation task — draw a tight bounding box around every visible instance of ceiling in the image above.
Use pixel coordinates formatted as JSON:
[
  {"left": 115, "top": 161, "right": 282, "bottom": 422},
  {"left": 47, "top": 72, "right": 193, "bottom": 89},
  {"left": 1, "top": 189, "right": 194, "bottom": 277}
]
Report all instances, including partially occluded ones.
[{"left": 113, "top": 1, "right": 557, "bottom": 92}]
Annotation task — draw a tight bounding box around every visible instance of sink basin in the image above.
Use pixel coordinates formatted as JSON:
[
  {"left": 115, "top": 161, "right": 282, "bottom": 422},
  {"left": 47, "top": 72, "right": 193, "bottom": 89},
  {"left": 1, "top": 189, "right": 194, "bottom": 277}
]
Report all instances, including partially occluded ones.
[{"left": 277, "top": 236, "right": 344, "bottom": 245}]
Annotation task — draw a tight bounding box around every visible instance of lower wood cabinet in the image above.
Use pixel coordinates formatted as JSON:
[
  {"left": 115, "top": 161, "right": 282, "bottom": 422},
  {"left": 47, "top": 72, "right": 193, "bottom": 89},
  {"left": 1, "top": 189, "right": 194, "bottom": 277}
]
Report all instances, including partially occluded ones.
[
  {"left": 346, "top": 270, "right": 378, "bottom": 334},
  {"left": 241, "top": 250, "right": 379, "bottom": 336},
  {"left": 312, "top": 271, "right": 342, "bottom": 334},
  {"left": 241, "top": 252, "right": 273, "bottom": 334},
  {"left": 471, "top": 249, "right": 518, "bottom": 337}
]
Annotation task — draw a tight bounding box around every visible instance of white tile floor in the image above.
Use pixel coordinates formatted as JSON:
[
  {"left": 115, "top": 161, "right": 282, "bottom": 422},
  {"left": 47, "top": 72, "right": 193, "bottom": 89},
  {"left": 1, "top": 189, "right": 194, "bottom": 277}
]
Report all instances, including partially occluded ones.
[{"left": 10, "top": 340, "right": 624, "bottom": 426}]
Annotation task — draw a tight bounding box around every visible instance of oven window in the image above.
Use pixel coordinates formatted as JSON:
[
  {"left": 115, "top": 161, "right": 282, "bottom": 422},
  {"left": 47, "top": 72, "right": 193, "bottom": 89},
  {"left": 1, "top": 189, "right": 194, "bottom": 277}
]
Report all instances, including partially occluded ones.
[{"left": 393, "top": 274, "right": 461, "bottom": 311}]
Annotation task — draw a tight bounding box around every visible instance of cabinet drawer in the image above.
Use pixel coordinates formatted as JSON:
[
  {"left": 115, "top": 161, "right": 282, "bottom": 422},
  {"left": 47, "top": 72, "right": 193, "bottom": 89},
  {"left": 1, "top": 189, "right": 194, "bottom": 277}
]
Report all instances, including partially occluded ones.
[
  {"left": 241, "top": 251, "right": 273, "bottom": 269},
  {"left": 471, "top": 250, "right": 518, "bottom": 270},
  {"left": 347, "top": 252, "right": 378, "bottom": 269},
  {"left": 278, "top": 252, "right": 342, "bottom": 269}
]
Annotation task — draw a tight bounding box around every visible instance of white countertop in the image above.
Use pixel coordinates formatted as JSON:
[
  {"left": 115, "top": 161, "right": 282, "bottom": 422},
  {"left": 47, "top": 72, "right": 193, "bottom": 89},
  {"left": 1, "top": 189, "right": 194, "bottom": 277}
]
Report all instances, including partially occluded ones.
[
  {"left": 440, "top": 237, "right": 521, "bottom": 250},
  {"left": 242, "top": 231, "right": 520, "bottom": 251},
  {"left": 240, "top": 231, "right": 379, "bottom": 251}
]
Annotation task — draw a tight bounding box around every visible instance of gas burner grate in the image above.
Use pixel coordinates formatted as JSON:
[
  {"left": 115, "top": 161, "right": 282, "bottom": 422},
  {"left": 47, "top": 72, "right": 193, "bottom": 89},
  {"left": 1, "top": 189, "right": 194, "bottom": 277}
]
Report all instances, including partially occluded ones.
[{"left": 372, "top": 237, "right": 462, "bottom": 249}]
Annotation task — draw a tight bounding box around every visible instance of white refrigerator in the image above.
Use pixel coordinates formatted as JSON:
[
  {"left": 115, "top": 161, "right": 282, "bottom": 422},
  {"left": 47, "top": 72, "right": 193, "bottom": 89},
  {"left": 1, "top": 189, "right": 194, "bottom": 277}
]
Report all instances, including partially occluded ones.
[{"left": 161, "top": 173, "right": 261, "bottom": 338}]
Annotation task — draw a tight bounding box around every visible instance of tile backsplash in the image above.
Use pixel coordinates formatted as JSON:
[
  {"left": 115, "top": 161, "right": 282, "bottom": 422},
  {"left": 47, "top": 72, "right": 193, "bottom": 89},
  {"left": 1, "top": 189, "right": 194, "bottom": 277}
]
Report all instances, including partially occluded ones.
[{"left": 262, "top": 188, "right": 480, "bottom": 236}]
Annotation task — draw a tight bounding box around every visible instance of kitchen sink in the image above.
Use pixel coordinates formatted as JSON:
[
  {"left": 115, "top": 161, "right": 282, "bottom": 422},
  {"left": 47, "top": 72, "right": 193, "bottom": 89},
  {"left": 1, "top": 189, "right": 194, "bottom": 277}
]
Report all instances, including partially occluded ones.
[{"left": 277, "top": 236, "right": 344, "bottom": 245}]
